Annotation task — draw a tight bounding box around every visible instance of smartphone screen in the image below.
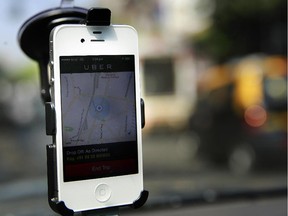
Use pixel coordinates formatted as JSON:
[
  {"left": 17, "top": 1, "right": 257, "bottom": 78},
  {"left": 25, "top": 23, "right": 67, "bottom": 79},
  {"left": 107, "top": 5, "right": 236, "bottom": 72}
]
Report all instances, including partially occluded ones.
[{"left": 60, "top": 55, "right": 138, "bottom": 182}]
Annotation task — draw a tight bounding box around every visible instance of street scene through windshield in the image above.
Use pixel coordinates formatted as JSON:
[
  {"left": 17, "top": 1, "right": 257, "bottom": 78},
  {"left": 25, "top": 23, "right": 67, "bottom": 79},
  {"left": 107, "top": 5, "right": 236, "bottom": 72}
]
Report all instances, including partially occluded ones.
[{"left": 0, "top": 0, "right": 286, "bottom": 215}]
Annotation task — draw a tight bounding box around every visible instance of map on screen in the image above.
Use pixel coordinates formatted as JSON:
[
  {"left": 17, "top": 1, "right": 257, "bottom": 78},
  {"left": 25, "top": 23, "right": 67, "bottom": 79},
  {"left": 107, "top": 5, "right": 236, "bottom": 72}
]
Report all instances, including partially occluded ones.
[{"left": 61, "top": 71, "right": 136, "bottom": 147}]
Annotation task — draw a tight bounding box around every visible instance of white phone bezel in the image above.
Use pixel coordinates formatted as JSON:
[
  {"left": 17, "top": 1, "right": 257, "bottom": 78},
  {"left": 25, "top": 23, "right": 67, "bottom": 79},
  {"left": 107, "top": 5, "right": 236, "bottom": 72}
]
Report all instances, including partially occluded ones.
[{"left": 50, "top": 24, "right": 143, "bottom": 212}]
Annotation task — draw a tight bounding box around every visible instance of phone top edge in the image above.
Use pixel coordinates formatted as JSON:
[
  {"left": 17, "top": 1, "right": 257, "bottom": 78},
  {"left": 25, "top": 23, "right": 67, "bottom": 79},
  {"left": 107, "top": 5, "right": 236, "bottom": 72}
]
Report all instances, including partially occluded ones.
[
  {"left": 50, "top": 24, "right": 138, "bottom": 49},
  {"left": 51, "top": 24, "right": 137, "bottom": 32}
]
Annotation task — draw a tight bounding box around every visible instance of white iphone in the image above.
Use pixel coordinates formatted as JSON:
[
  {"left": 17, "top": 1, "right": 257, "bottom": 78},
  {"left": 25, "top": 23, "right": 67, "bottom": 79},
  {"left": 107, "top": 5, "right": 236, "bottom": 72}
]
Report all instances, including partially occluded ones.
[{"left": 49, "top": 24, "right": 143, "bottom": 212}]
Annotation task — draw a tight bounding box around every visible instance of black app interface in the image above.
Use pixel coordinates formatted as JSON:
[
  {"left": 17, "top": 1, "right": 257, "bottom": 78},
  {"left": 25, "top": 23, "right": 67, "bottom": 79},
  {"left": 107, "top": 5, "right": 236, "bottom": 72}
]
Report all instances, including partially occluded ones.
[{"left": 60, "top": 55, "right": 138, "bottom": 182}]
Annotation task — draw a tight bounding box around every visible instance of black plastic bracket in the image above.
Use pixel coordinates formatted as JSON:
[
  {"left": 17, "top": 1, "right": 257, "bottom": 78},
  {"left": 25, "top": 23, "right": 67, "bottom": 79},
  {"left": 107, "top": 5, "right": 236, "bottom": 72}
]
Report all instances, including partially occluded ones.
[
  {"left": 45, "top": 102, "right": 56, "bottom": 136},
  {"left": 140, "top": 98, "right": 145, "bottom": 129},
  {"left": 19, "top": 6, "right": 148, "bottom": 216},
  {"left": 85, "top": 8, "right": 111, "bottom": 26},
  {"left": 47, "top": 144, "right": 74, "bottom": 216}
]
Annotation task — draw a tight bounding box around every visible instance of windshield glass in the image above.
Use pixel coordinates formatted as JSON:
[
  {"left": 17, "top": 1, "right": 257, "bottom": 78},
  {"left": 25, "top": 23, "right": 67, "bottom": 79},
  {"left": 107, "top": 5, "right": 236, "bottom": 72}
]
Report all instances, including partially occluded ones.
[{"left": 0, "top": 0, "right": 286, "bottom": 215}]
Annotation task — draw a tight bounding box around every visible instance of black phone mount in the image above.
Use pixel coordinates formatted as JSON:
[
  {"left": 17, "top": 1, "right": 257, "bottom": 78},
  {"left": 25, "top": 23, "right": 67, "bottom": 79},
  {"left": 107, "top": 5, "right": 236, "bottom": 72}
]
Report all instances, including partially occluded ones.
[{"left": 18, "top": 7, "right": 148, "bottom": 216}]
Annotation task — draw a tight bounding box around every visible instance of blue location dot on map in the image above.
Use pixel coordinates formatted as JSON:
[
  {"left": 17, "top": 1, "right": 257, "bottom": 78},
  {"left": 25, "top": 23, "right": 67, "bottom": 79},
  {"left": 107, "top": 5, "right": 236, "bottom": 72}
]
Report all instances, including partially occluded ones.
[
  {"left": 96, "top": 105, "right": 103, "bottom": 112},
  {"left": 90, "top": 97, "right": 110, "bottom": 120}
]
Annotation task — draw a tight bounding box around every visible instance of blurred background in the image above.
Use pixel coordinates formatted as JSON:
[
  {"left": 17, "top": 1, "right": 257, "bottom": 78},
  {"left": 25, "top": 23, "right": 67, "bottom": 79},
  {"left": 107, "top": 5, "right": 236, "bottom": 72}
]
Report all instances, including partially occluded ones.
[{"left": 0, "top": 0, "right": 286, "bottom": 215}]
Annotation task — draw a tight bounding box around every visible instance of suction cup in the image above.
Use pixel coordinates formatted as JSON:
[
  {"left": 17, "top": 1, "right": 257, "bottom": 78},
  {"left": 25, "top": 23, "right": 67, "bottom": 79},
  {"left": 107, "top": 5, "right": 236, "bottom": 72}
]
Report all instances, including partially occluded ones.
[
  {"left": 19, "top": 7, "right": 87, "bottom": 62},
  {"left": 18, "top": 7, "right": 87, "bottom": 102}
]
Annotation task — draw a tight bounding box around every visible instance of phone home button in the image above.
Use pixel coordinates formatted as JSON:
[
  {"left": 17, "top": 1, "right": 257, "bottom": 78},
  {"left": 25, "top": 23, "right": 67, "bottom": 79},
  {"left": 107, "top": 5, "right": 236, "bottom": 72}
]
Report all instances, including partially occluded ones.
[{"left": 95, "top": 184, "right": 111, "bottom": 202}]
